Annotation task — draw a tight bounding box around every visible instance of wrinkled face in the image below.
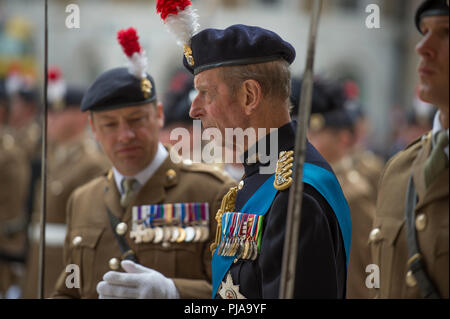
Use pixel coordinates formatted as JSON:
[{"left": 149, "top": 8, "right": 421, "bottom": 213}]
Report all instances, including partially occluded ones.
[
  {"left": 190, "top": 68, "right": 246, "bottom": 135},
  {"left": 416, "top": 15, "right": 449, "bottom": 108},
  {"left": 90, "top": 103, "right": 163, "bottom": 176}
]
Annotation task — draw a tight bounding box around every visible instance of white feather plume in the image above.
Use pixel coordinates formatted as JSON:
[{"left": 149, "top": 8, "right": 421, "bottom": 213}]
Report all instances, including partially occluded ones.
[
  {"left": 164, "top": 6, "right": 200, "bottom": 46},
  {"left": 128, "top": 51, "right": 148, "bottom": 79}
]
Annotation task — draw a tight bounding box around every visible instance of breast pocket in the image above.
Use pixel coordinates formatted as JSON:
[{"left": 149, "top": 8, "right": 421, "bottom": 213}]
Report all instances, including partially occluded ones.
[
  {"left": 70, "top": 227, "right": 104, "bottom": 297},
  {"left": 136, "top": 242, "right": 205, "bottom": 280},
  {"left": 369, "top": 217, "right": 404, "bottom": 298}
]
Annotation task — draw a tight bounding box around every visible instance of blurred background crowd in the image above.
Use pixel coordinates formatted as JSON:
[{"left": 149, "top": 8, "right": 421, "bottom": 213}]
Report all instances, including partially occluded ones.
[{"left": 0, "top": 0, "right": 438, "bottom": 299}]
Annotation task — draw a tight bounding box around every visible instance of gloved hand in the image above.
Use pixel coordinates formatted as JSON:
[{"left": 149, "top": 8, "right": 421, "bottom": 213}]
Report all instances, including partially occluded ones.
[{"left": 96, "top": 260, "right": 180, "bottom": 299}]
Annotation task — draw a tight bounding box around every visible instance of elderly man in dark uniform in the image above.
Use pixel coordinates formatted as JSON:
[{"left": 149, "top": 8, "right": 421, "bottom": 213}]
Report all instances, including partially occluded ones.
[
  {"left": 370, "top": 0, "right": 448, "bottom": 299},
  {"left": 52, "top": 28, "right": 235, "bottom": 299},
  {"left": 185, "top": 25, "right": 352, "bottom": 299}
]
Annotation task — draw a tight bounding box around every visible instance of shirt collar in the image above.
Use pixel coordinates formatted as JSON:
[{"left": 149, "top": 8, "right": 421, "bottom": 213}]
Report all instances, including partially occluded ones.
[
  {"left": 113, "top": 142, "right": 169, "bottom": 194},
  {"left": 431, "top": 110, "right": 449, "bottom": 159}
]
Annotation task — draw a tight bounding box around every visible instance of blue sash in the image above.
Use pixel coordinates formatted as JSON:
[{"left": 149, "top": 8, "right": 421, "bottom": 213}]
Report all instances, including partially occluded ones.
[{"left": 211, "top": 162, "right": 352, "bottom": 298}]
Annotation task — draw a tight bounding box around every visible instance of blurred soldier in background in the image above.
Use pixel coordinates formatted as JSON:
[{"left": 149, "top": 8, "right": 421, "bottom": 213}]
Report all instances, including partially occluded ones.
[
  {"left": 0, "top": 78, "right": 30, "bottom": 298},
  {"left": 343, "top": 81, "right": 385, "bottom": 201},
  {"left": 23, "top": 67, "right": 108, "bottom": 298},
  {"left": 370, "top": 0, "right": 448, "bottom": 299},
  {"left": 291, "top": 77, "right": 376, "bottom": 298}
]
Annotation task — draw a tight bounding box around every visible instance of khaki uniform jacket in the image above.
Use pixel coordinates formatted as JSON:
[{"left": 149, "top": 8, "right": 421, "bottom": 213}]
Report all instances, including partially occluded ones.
[
  {"left": 333, "top": 157, "right": 376, "bottom": 299},
  {"left": 0, "top": 132, "right": 30, "bottom": 294},
  {"left": 52, "top": 153, "right": 235, "bottom": 299},
  {"left": 370, "top": 132, "right": 448, "bottom": 298},
  {"left": 24, "top": 135, "right": 108, "bottom": 298}
]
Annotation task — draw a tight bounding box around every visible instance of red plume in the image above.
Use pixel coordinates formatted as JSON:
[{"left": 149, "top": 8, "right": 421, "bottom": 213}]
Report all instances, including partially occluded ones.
[
  {"left": 48, "top": 66, "right": 62, "bottom": 82},
  {"left": 157, "top": 0, "right": 192, "bottom": 21},
  {"left": 117, "top": 27, "right": 142, "bottom": 58}
]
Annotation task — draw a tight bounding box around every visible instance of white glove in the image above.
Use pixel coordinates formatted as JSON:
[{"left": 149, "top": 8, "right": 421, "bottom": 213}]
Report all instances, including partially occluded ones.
[{"left": 96, "top": 260, "right": 180, "bottom": 299}]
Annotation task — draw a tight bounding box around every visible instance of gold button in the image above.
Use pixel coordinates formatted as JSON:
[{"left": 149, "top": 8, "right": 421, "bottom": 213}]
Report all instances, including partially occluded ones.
[
  {"left": 406, "top": 270, "right": 417, "bottom": 287},
  {"left": 166, "top": 169, "right": 177, "bottom": 181},
  {"left": 72, "top": 236, "right": 82, "bottom": 246},
  {"left": 369, "top": 228, "right": 382, "bottom": 243},
  {"left": 109, "top": 258, "right": 120, "bottom": 270},
  {"left": 115, "top": 222, "right": 128, "bottom": 236},
  {"left": 415, "top": 214, "right": 427, "bottom": 232},
  {"left": 238, "top": 180, "right": 244, "bottom": 190}
]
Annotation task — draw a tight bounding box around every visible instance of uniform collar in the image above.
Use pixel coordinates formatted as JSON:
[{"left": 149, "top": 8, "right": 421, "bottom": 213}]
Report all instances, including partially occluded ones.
[
  {"left": 241, "top": 121, "right": 296, "bottom": 177},
  {"left": 113, "top": 142, "right": 169, "bottom": 194},
  {"left": 431, "top": 110, "right": 449, "bottom": 159}
]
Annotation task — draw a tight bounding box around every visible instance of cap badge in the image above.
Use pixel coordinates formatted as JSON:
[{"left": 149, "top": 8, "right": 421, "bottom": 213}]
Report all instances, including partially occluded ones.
[
  {"left": 184, "top": 44, "right": 195, "bottom": 67},
  {"left": 141, "top": 78, "right": 152, "bottom": 99}
]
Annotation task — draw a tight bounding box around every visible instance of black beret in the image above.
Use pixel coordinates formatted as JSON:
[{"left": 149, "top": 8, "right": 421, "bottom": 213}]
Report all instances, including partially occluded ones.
[
  {"left": 290, "top": 77, "right": 354, "bottom": 131},
  {"left": 0, "top": 80, "right": 6, "bottom": 101},
  {"left": 81, "top": 67, "right": 157, "bottom": 112},
  {"left": 183, "top": 24, "right": 296, "bottom": 75},
  {"left": 163, "top": 70, "right": 194, "bottom": 126},
  {"left": 50, "top": 87, "right": 86, "bottom": 112},
  {"left": 415, "top": 0, "right": 449, "bottom": 33}
]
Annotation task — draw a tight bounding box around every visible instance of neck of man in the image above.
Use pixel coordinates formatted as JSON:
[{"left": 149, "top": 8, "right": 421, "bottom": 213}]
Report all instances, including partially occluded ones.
[
  {"left": 240, "top": 100, "right": 291, "bottom": 154},
  {"left": 438, "top": 105, "right": 449, "bottom": 130}
]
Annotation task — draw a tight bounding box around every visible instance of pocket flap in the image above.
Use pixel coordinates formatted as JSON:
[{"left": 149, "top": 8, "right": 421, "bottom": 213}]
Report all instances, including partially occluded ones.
[
  {"left": 373, "top": 217, "right": 405, "bottom": 246},
  {"left": 70, "top": 227, "right": 104, "bottom": 249}
]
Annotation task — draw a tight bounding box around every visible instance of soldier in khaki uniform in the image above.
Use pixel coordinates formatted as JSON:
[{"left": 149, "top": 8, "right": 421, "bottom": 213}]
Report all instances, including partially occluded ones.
[
  {"left": 292, "top": 78, "right": 376, "bottom": 298},
  {"left": 52, "top": 28, "right": 235, "bottom": 299},
  {"left": 370, "top": 0, "right": 448, "bottom": 299},
  {"left": 23, "top": 76, "right": 109, "bottom": 298},
  {"left": 0, "top": 80, "right": 30, "bottom": 298}
]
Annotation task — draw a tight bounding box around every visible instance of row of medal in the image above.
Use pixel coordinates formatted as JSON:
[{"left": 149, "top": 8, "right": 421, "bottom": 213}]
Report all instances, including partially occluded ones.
[
  {"left": 217, "top": 212, "right": 264, "bottom": 261},
  {"left": 130, "top": 203, "right": 210, "bottom": 244}
]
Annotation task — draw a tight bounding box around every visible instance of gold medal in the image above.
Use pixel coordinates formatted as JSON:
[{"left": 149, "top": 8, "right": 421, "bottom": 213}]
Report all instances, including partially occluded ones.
[
  {"left": 142, "top": 228, "right": 154, "bottom": 243},
  {"left": 170, "top": 226, "right": 179, "bottom": 243},
  {"left": 176, "top": 227, "right": 186, "bottom": 243},
  {"left": 153, "top": 227, "right": 164, "bottom": 244},
  {"left": 193, "top": 226, "right": 202, "bottom": 242},
  {"left": 162, "top": 226, "right": 172, "bottom": 242},
  {"left": 200, "top": 226, "right": 210, "bottom": 242},
  {"left": 242, "top": 239, "right": 251, "bottom": 260}
]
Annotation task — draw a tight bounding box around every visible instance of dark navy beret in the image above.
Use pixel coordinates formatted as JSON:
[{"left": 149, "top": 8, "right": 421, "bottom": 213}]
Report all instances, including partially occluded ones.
[
  {"left": 415, "top": 0, "right": 449, "bottom": 33},
  {"left": 50, "top": 87, "right": 85, "bottom": 111},
  {"left": 163, "top": 70, "right": 194, "bottom": 126},
  {"left": 183, "top": 24, "right": 296, "bottom": 75},
  {"left": 81, "top": 67, "right": 157, "bottom": 112},
  {"left": 290, "top": 77, "right": 354, "bottom": 131}
]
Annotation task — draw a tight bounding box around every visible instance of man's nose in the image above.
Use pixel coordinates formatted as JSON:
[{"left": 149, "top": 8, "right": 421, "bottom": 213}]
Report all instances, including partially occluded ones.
[
  {"left": 189, "top": 94, "right": 203, "bottom": 119},
  {"left": 117, "top": 121, "right": 136, "bottom": 142},
  {"left": 416, "top": 32, "right": 436, "bottom": 60}
]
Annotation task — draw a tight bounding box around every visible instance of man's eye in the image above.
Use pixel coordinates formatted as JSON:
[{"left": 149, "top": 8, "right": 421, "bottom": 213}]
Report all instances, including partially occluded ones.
[{"left": 104, "top": 122, "right": 117, "bottom": 128}]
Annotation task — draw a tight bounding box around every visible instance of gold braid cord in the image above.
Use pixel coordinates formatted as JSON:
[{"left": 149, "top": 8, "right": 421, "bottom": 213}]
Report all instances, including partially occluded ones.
[{"left": 210, "top": 186, "right": 238, "bottom": 255}]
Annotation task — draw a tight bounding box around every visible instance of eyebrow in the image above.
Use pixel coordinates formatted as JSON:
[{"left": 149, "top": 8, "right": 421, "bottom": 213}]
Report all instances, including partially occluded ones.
[{"left": 96, "top": 109, "right": 148, "bottom": 121}]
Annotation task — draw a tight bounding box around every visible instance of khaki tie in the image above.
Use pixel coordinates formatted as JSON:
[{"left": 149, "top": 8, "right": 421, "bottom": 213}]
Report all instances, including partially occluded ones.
[
  {"left": 120, "top": 178, "right": 139, "bottom": 208},
  {"left": 424, "top": 131, "right": 449, "bottom": 188}
]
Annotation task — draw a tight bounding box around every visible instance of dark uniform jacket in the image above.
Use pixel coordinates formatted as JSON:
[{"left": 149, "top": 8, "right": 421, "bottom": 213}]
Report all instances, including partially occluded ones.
[
  {"left": 215, "top": 122, "right": 349, "bottom": 299},
  {"left": 52, "top": 149, "right": 235, "bottom": 299},
  {"left": 371, "top": 132, "right": 448, "bottom": 298}
]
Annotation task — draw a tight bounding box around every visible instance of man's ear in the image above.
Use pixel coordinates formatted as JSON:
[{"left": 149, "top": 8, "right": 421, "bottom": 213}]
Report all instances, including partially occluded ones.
[
  {"left": 156, "top": 102, "right": 165, "bottom": 129},
  {"left": 88, "top": 112, "right": 98, "bottom": 140},
  {"left": 241, "top": 79, "right": 262, "bottom": 116}
]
